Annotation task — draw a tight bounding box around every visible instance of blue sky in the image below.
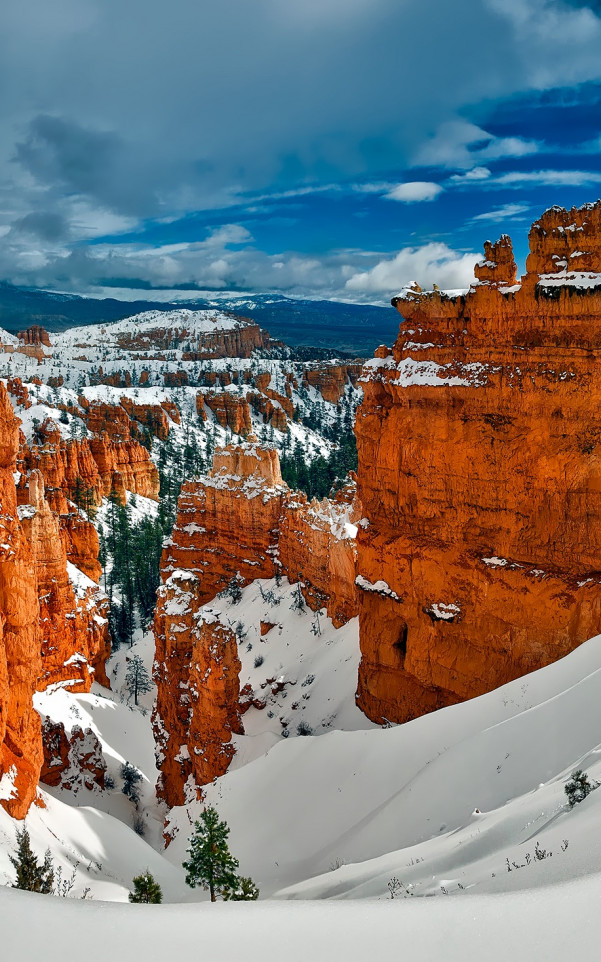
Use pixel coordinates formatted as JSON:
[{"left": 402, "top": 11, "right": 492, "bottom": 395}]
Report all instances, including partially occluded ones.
[{"left": 0, "top": 0, "right": 600, "bottom": 303}]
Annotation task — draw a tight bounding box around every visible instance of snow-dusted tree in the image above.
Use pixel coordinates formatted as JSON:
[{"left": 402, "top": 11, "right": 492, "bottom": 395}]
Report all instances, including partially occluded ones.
[
  {"left": 129, "top": 870, "right": 163, "bottom": 903},
  {"left": 224, "top": 574, "right": 243, "bottom": 605},
  {"left": 290, "top": 579, "right": 306, "bottom": 613},
  {"left": 221, "top": 876, "right": 259, "bottom": 901},
  {"left": 125, "top": 654, "right": 152, "bottom": 706},
  {"left": 182, "top": 807, "right": 240, "bottom": 902},
  {"left": 10, "top": 828, "right": 54, "bottom": 894},
  {"left": 121, "top": 761, "right": 143, "bottom": 805},
  {"left": 565, "top": 769, "right": 595, "bottom": 808}
]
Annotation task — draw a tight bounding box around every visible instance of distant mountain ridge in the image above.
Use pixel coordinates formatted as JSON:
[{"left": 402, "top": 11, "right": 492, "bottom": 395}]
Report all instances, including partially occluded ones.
[{"left": 0, "top": 283, "right": 398, "bottom": 356}]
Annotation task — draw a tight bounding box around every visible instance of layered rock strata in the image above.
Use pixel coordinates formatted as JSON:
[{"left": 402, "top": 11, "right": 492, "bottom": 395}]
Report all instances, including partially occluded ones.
[{"left": 355, "top": 200, "right": 601, "bottom": 724}]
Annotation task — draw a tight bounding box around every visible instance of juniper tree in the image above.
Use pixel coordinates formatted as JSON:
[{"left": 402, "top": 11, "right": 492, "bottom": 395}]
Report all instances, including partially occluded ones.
[
  {"left": 125, "top": 654, "right": 152, "bottom": 706},
  {"left": 128, "top": 870, "right": 163, "bottom": 904},
  {"left": 9, "top": 827, "right": 54, "bottom": 894},
  {"left": 182, "top": 807, "right": 241, "bottom": 902}
]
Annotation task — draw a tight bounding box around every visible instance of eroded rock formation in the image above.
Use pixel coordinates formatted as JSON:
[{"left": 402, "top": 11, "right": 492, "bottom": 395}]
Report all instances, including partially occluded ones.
[
  {"left": 153, "top": 575, "right": 242, "bottom": 808},
  {"left": 154, "top": 440, "right": 359, "bottom": 802},
  {"left": 40, "top": 718, "right": 106, "bottom": 792},
  {"left": 355, "top": 200, "right": 601, "bottom": 724}
]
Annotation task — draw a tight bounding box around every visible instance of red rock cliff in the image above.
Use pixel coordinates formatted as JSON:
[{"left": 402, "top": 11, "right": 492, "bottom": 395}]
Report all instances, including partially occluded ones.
[
  {"left": 0, "top": 385, "right": 42, "bottom": 818},
  {"left": 355, "top": 200, "right": 601, "bottom": 724}
]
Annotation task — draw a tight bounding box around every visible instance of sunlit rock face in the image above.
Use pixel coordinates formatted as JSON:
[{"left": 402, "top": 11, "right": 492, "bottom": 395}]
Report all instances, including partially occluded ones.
[
  {"left": 355, "top": 201, "right": 601, "bottom": 724},
  {"left": 0, "top": 384, "right": 42, "bottom": 818}
]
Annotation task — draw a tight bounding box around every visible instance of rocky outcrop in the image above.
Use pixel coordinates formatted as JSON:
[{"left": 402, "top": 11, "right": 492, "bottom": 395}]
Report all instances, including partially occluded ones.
[
  {"left": 17, "top": 326, "right": 51, "bottom": 347},
  {"left": 153, "top": 575, "right": 242, "bottom": 807},
  {"left": 19, "top": 471, "right": 111, "bottom": 692},
  {"left": 40, "top": 718, "right": 106, "bottom": 791},
  {"left": 355, "top": 200, "right": 601, "bottom": 724},
  {"left": 19, "top": 431, "right": 159, "bottom": 508},
  {"left": 0, "top": 384, "right": 42, "bottom": 818},
  {"left": 198, "top": 391, "right": 252, "bottom": 436},
  {"left": 303, "top": 364, "right": 363, "bottom": 403}
]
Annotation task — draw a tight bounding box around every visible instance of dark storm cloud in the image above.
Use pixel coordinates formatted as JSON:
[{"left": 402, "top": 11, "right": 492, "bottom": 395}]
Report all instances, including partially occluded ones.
[
  {"left": 10, "top": 210, "right": 70, "bottom": 242},
  {"left": 0, "top": 0, "right": 600, "bottom": 293}
]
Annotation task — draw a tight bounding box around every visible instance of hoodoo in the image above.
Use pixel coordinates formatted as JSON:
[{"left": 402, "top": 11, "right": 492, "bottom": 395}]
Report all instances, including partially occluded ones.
[
  {"left": 355, "top": 201, "right": 601, "bottom": 724},
  {"left": 153, "top": 439, "right": 360, "bottom": 804}
]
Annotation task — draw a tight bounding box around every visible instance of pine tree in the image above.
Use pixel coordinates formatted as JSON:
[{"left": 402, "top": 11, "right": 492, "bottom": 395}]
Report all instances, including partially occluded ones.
[
  {"left": 182, "top": 807, "right": 240, "bottom": 902},
  {"left": 128, "top": 870, "right": 163, "bottom": 903},
  {"left": 221, "top": 876, "right": 259, "bottom": 901},
  {"left": 125, "top": 654, "right": 153, "bottom": 706},
  {"left": 565, "top": 769, "right": 595, "bottom": 807},
  {"left": 9, "top": 828, "right": 54, "bottom": 894},
  {"left": 121, "top": 761, "right": 143, "bottom": 805}
]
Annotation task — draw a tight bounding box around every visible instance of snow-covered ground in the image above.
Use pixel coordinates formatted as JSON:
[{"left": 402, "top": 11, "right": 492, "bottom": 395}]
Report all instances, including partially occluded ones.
[{"left": 2, "top": 876, "right": 601, "bottom": 962}]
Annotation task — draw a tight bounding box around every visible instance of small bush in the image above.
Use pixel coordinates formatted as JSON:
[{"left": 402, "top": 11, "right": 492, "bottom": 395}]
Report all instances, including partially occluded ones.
[
  {"left": 297, "top": 721, "right": 312, "bottom": 736},
  {"left": 254, "top": 655, "right": 264, "bottom": 668}
]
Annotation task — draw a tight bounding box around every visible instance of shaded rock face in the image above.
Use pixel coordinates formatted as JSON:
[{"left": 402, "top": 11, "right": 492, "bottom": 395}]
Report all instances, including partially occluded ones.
[
  {"left": 0, "top": 384, "right": 42, "bottom": 818},
  {"left": 153, "top": 575, "right": 242, "bottom": 808},
  {"left": 40, "top": 718, "right": 106, "bottom": 792},
  {"left": 355, "top": 200, "right": 601, "bottom": 724},
  {"left": 154, "top": 441, "right": 359, "bottom": 802}
]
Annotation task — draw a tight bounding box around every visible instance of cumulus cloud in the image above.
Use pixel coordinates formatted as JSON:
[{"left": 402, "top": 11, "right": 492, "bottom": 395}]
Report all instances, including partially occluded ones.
[
  {"left": 385, "top": 182, "right": 444, "bottom": 203},
  {"left": 344, "top": 242, "right": 478, "bottom": 295}
]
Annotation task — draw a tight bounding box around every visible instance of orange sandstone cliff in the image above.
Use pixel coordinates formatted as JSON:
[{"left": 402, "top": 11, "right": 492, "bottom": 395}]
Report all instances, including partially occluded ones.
[
  {"left": 355, "top": 200, "right": 601, "bottom": 724},
  {"left": 0, "top": 385, "right": 42, "bottom": 817}
]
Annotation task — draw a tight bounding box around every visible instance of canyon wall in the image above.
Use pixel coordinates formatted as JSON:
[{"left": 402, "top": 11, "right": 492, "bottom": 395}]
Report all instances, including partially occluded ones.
[
  {"left": 0, "top": 387, "right": 112, "bottom": 818},
  {"left": 0, "top": 385, "right": 43, "bottom": 818},
  {"left": 355, "top": 200, "right": 601, "bottom": 723}
]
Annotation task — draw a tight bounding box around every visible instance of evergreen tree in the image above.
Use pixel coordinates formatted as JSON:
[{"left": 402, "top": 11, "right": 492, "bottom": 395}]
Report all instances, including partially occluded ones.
[
  {"left": 224, "top": 574, "right": 243, "bottom": 605},
  {"left": 9, "top": 828, "right": 54, "bottom": 894},
  {"left": 222, "top": 876, "right": 259, "bottom": 901},
  {"left": 125, "top": 654, "right": 153, "bottom": 706},
  {"left": 565, "top": 769, "right": 595, "bottom": 807},
  {"left": 182, "top": 807, "right": 240, "bottom": 902},
  {"left": 121, "top": 761, "right": 143, "bottom": 805},
  {"left": 128, "top": 871, "right": 163, "bottom": 903}
]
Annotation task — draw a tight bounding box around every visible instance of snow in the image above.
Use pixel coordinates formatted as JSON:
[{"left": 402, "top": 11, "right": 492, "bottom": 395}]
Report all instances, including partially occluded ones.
[
  {"left": 2, "top": 879, "right": 601, "bottom": 962},
  {"left": 538, "top": 271, "right": 601, "bottom": 290}
]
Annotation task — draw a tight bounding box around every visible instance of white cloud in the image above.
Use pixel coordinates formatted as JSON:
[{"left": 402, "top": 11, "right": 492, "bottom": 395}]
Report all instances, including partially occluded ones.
[
  {"left": 472, "top": 203, "right": 530, "bottom": 221},
  {"left": 344, "top": 242, "right": 478, "bottom": 295},
  {"left": 493, "top": 169, "right": 601, "bottom": 187},
  {"left": 385, "top": 181, "right": 444, "bottom": 203},
  {"left": 451, "top": 167, "right": 492, "bottom": 183},
  {"left": 414, "top": 120, "right": 538, "bottom": 169}
]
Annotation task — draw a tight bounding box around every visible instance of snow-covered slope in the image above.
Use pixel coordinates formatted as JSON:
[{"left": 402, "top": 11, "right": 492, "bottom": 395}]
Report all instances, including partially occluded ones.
[{"left": 3, "top": 577, "right": 601, "bottom": 910}]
